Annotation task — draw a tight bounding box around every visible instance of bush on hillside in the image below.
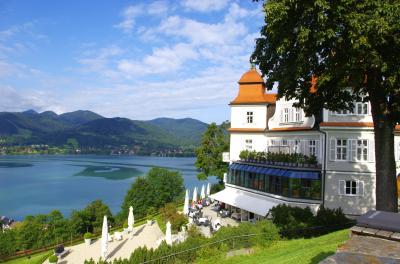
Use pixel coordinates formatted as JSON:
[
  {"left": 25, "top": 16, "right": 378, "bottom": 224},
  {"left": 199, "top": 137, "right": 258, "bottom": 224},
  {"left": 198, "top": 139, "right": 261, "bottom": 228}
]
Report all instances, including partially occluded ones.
[
  {"left": 48, "top": 255, "right": 58, "bottom": 263},
  {"left": 84, "top": 220, "right": 279, "bottom": 264},
  {"left": 270, "top": 204, "right": 352, "bottom": 238},
  {"left": 120, "top": 168, "right": 185, "bottom": 220},
  {"left": 159, "top": 203, "right": 188, "bottom": 233}
]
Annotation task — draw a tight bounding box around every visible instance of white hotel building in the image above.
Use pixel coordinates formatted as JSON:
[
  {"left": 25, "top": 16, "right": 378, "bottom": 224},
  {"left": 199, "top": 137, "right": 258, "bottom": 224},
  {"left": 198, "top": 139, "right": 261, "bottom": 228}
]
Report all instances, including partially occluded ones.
[{"left": 210, "top": 68, "right": 400, "bottom": 219}]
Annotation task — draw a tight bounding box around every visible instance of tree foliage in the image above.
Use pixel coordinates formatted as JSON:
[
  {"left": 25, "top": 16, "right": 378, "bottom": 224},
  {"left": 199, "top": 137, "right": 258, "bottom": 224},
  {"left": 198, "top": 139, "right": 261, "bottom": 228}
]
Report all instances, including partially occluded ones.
[
  {"left": 195, "top": 122, "right": 229, "bottom": 181},
  {"left": 120, "top": 168, "right": 185, "bottom": 220},
  {"left": 252, "top": 0, "right": 400, "bottom": 211}
]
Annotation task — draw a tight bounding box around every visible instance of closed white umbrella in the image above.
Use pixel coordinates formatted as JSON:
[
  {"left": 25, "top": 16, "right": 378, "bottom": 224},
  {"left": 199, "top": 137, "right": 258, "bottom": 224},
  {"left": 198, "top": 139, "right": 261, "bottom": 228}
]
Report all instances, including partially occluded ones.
[
  {"left": 101, "top": 215, "right": 108, "bottom": 260},
  {"left": 183, "top": 189, "right": 189, "bottom": 215},
  {"left": 206, "top": 182, "right": 211, "bottom": 197},
  {"left": 128, "top": 206, "right": 134, "bottom": 232},
  {"left": 200, "top": 184, "right": 205, "bottom": 200},
  {"left": 192, "top": 187, "right": 197, "bottom": 207},
  {"left": 166, "top": 221, "right": 172, "bottom": 245}
]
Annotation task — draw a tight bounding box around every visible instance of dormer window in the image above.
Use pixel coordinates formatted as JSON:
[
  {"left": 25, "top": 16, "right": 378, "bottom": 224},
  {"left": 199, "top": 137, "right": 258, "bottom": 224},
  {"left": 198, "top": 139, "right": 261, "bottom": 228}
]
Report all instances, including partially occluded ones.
[
  {"left": 356, "top": 102, "right": 368, "bottom": 115},
  {"left": 295, "top": 108, "right": 301, "bottom": 122},
  {"left": 283, "top": 108, "right": 289, "bottom": 123},
  {"left": 246, "top": 111, "right": 253, "bottom": 124}
]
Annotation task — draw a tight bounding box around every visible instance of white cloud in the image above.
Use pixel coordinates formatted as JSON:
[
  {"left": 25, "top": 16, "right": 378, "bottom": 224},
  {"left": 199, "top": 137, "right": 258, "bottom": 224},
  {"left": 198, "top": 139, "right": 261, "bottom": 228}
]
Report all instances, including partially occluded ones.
[
  {"left": 117, "top": 43, "right": 198, "bottom": 76},
  {"left": 181, "top": 0, "right": 228, "bottom": 12},
  {"left": 114, "top": 5, "right": 142, "bottom": 33},
  {"left": 147, "top": 0, "right": 169, "bottom": 15}
]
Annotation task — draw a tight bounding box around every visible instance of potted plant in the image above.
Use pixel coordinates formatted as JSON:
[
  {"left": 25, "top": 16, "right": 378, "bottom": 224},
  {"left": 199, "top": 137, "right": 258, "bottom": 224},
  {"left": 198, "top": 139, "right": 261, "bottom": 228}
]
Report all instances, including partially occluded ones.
[
  {"left": 84, "top": 232, "right": 93, "bottom": 246},
  {"left": 308, "top": 155, "right": 318, "bottom": 168},
  {"left": 48, "top": 255, "right": 58, "bottom": 264}
]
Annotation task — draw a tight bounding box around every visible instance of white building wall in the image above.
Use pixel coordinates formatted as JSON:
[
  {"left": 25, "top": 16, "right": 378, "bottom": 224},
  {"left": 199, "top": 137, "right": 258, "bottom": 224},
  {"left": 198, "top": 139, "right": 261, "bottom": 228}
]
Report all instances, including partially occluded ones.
[
  {"left": 268, "top": 98, "right": 315, "bottom": 129},
  {"left": 230, "top": 105, "right": 267, "bottom": 129},
  {"left": 230, "top": 133, "right": 268, "bottom": 161},
  {"left": 324, "top": 171, "right": 376, "bottom": 215},
  {"left": 324, "top": 129, "right": 376, "bottom": 172}
]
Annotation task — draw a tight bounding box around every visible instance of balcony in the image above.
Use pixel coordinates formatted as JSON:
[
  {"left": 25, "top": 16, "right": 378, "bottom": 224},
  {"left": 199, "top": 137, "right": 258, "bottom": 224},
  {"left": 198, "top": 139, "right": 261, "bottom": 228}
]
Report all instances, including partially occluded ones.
[{"left": 239, "top": 150, "right": 321, "bottom": 169}]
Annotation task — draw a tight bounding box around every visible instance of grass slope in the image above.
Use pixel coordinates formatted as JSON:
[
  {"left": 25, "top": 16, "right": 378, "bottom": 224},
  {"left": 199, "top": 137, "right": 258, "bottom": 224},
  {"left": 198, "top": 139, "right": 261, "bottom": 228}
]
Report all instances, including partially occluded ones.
[
  {"left": 215, "top": 229, "right": 348, "bottom": 264},
  {"left": 3, "top": 251, "right": 52, "bottom": 264}
]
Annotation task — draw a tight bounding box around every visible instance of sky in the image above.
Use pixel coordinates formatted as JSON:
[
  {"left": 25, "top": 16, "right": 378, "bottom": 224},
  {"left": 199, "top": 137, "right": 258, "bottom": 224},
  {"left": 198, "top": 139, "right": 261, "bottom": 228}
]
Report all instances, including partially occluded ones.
[{"left": 0, "top": 0, "right": 265, "bottom": 123}]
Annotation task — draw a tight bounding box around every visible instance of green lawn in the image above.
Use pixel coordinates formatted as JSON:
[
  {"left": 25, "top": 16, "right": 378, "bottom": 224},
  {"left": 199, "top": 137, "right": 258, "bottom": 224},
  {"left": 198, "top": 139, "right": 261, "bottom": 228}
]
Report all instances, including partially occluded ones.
[
  {"left": 2, "top": 251, "right": 52, "bottom": 264},
  {"left": 214, "top": 229, "right": 349, "bottom": 264}
]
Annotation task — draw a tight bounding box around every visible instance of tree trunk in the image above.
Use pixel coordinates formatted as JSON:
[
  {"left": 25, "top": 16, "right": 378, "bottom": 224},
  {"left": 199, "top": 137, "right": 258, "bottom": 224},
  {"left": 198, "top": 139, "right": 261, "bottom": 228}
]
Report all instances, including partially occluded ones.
[
  {"left": 369, "top": 72, "right": 398, "bottom": 212},
  {"left": 372, "top": 116, "right": 398, "bottom": 212}
]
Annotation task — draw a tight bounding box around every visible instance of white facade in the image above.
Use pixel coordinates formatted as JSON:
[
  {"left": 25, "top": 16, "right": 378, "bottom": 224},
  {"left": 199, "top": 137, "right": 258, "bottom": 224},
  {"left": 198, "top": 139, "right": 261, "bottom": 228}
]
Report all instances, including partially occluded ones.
[{"left": 223, "top": 69, "right": 399, "bottom": 217}]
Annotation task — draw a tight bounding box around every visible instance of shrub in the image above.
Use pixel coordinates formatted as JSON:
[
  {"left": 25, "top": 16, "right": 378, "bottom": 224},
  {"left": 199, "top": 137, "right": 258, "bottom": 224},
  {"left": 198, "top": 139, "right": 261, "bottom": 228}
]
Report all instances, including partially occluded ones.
[
  {"left": 48, "top": 255, "right": 58, "bottom": 263},
  {"left": 84, "top": 232, "right": 93, "bottom": 239},
  {"left": 210, "top": 182, "right": 225, "bottom": 194},
  {"left": 159, "top": 203, "right": 188, "bottom": 233},
  {"left": 270, "top": 204, "right": 352, "bottom": 238}
]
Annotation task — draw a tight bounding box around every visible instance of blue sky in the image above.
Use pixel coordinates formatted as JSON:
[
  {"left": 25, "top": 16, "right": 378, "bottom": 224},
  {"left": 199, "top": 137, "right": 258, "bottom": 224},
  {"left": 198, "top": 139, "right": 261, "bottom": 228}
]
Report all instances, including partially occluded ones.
[{"left": 0, "top": 0, "right": 264, "bottom": 123}]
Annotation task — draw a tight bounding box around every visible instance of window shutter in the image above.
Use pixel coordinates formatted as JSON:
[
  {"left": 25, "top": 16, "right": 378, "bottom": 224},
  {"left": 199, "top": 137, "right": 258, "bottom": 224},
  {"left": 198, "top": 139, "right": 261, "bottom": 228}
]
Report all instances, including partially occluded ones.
[
  {"left": 302, "top": 140, "right": 308, "bottom": 156},
  {"left": 299, "top": 109, "right": 303, "bottom": 121},
  {"left": 329, "top": 138, "right": 336, "bottom": 161},
  {"left": 350, "top": 139, "right": 357, "bottom": 162},
  {"left": 339, "top": 180, "right": 345, "bottom": 195},
  {"left": 280, "top": 110, "right": 284, "bottom": 123},
  {"left": 289, "top": 108, "right": 293, "bottom": 122},
  {"left": 315, "top": 140, "right": 320, "bottom": 160},
  {"left": 368, "top": 139, "right": 375, "bottom": 162},
  {"left": 358, "top": 181, "right": 364, "bottom": 196}
]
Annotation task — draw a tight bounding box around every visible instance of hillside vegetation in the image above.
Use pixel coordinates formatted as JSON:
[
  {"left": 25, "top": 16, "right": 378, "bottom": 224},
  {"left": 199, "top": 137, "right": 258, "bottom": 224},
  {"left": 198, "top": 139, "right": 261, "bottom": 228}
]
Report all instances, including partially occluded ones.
[{"left": 0, "top": 110, "right": 208, "bottom": 155}]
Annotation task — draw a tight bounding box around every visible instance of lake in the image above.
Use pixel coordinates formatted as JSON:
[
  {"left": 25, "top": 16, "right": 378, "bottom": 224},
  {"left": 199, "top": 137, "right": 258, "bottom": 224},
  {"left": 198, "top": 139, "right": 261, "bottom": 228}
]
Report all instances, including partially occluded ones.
[{"left": 0, "top": 155, "right": 217, "bottom": 220}]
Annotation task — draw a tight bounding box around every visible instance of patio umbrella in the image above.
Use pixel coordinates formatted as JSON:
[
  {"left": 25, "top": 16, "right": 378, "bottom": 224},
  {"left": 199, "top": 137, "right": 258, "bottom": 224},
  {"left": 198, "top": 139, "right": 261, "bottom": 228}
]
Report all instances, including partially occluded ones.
[
  {"left": 101, "top": 215, "right": 108, "bottom": 260},
  {"left": 166, "top": 221, "right": 172, "bottom": 245},
  {"left": 183, "top": 189, "right": 189, "bottom": 215},
  {"left": 200, "top": 184, "right": 205, "bottom": 200},
  {"left": 206, "top": 182, "right": 211, "bottom": 197},
  {"left": 128, "top": 206, "right": 134, "bottom": 232},
  {"left": 192, "top": 187, "right": 197, "bottom": 207}
]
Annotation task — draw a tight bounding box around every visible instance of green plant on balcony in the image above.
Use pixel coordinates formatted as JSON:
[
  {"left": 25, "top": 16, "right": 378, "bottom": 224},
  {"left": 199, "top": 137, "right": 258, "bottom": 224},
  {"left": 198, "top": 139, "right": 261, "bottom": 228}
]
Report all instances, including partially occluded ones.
[
  {"left": 239, "top": 150, "right": 319, "bottom": 167},
  {"left": 239, "top": 150, "right": 250, "bottom": 160}
]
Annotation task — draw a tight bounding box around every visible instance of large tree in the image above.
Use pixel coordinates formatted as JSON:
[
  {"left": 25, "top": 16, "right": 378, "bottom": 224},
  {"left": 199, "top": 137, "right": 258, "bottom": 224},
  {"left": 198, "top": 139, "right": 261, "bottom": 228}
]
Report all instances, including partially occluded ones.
[
  {"left": 252, "top": 0, "right": 399, "bottom": 212},
  {"left": 195, "top": 122, "right": 230, "bottom": 181}
]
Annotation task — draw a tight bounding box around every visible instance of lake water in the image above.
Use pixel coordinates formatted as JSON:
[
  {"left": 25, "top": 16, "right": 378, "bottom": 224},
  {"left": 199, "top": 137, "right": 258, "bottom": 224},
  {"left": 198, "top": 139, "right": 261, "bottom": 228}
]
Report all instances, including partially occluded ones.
[{"left": 0, "top": 155, "right": 217, "bottom": 220}]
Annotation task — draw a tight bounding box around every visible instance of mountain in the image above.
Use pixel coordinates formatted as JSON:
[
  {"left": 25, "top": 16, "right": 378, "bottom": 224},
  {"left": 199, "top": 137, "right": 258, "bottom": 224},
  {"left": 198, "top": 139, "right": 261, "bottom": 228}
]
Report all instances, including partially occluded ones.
[
  {"left": 59, "top": 110, "right": 103, "bottom": 125},
  {"left": 0, "top": 110, "right": 208, "bottom": 155},
  {"left": 148, "top": 118, "right": 208, "bottom": 145}
]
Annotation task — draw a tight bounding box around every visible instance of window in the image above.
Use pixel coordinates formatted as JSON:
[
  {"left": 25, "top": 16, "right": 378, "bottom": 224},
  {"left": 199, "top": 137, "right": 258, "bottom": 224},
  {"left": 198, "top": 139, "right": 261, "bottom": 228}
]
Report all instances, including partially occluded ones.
[
  {"left": 246, "top": 111, "right": 253, "bottom": 124},
  {"left": 309, "top": 140, "right": 316, "bottom": 156},
  {"left": 295, "top": 108, "right": 301, "bottom": 122},
  {"left": 356, "top": 102, "right": 368, "bottom": 115},
  {"left": 336, "top": 139, "right": 347, "bottom": 160},
  {"left": 245, "top": 139, "right": 253, "bottom": 150},
  {"left": 356, "top": 139, "right": 368, "bottom": 161},
  {"left": 345, "top": 180, "right": 357, "bottom": 195},
  {"left": 294, "top": 140, "right": 300, "bottom": 153},
  {"left": 283, "top": 108, "right": 289, "bottom": 123},
  {"left": 339, "top": 180, "right": 364, "bottom": 196}
]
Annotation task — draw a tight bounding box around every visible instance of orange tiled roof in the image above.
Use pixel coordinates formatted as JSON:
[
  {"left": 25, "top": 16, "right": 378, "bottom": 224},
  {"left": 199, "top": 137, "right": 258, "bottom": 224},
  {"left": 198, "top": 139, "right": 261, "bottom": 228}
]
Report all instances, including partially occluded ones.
[
  {"left": 238, "top": 68, "right": 264, "bottom": 84},
  {"left": 321, "top": 122, "right": 400, "bottom": 131},
  {"left": 230, "top": 93, "right": 277, "bottom": 105},
  {"left": 231, "top": 68, "right": 277, "bottom": 105},
  {"left": 320, "top": 122, "right": 374, "bottom": 127},
  {"left": 310, "top": 76, "right": 317, "bottom": 93},
  {"left": 270, "top": 127, "right": 313, "bottom": 131},
  {"left": 228, "top": 128, "right": 266, "bottom": 133}
]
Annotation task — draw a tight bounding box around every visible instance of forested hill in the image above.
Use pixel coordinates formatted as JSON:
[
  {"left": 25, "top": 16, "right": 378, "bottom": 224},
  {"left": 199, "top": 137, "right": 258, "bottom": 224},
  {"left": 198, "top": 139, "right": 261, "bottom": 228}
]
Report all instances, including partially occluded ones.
[{"left": 0, "top": 110, "right": 208, "bottom": 155}]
